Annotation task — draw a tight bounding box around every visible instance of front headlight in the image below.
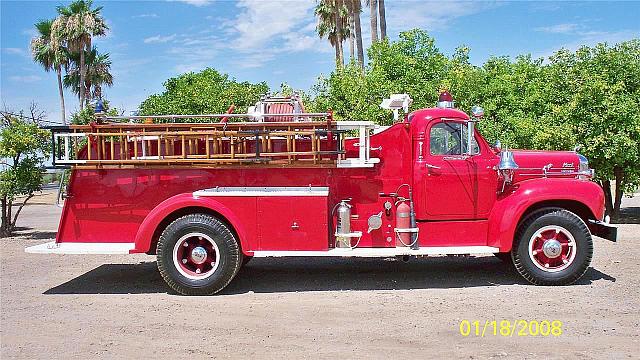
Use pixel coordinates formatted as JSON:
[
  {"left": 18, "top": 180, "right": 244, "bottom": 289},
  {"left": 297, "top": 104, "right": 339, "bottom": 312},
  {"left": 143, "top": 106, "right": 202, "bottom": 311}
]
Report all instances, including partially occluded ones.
[{"left": 577, "top": 153, "right": 594, "bottom": 178}]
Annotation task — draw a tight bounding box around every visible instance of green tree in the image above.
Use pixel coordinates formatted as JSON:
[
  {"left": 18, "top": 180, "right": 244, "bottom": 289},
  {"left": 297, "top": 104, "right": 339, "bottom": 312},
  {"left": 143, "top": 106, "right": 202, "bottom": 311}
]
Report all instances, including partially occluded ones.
[
  {"left": 52, "top": 0, "right": 108, "bottom": 110},
  {"left": 457, "top": 55, "right": 574, "bottom": 151},
  {"left": 138, "top": 68, "right": 269, "bottom": 121},
  {"left": 70, "top": 100, "right": 120, "bottom": 125},
  {"left": 30, "top": 19, "right": 69, "bottom": 125},
  {"left": 546, "top": 41, "right": 640, "bottom": 217},
  {"left": 312, "top": 29, "right": 450, "bottom": 125},
  {"left": 0, "top": 110, "right": 50, "bottom": 237}
]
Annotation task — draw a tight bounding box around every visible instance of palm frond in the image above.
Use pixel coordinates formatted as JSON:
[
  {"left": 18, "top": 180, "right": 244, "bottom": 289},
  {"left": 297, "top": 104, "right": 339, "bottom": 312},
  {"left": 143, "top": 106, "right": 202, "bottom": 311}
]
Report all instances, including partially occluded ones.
[{"left": 64, "top": 47, "right": 113, "bottom": 98}]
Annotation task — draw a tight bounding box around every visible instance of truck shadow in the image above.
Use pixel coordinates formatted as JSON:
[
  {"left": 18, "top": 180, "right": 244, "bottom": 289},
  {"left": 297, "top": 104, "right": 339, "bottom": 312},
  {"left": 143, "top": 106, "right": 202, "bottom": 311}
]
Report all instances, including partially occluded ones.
[
  {"left": 9, "top": 227, "right": 58, "bottom": 240},
  {"left": 43, "top": 256, "right": 616, "bottom": 295},
  {"left": 615, "top": 206, "right": 640, "bottom": 224}
]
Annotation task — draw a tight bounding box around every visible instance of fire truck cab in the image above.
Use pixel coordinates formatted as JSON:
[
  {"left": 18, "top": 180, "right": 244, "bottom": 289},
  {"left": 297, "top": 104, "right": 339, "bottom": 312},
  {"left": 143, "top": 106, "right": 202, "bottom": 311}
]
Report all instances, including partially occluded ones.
[{"left": 27, "top": 92, "right": 617, "bottom": 295}]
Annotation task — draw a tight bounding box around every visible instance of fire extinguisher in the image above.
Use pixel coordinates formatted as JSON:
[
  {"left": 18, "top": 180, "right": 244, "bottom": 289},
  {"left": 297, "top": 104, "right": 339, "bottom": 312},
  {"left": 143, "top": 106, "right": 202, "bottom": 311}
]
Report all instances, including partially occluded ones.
[
  {"left": 334, "top": 199, "right": 353, "bottom": 248},
  {"left": 395, "top": 201, "right": 411, "bottom": 247},
  {"left": 381, "top": 184, "right": 418, "bottom": 249}
]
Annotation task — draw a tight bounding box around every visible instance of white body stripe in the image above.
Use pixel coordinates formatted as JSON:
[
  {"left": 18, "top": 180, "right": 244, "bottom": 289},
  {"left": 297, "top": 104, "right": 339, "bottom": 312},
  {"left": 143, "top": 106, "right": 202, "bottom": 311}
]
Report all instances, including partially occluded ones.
[
  {"left": 252, "top": 246, "right": 500, "bottom": 257},
  {"left": 25, "top": 242, "right": 135, "bottom": 254},
  {"left": 193, "top": 186, "right": 329, "bottom": 197}
]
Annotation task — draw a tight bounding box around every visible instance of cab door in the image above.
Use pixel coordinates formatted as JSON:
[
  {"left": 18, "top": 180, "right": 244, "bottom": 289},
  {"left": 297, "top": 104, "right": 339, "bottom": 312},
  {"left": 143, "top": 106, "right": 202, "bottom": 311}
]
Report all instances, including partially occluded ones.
[{"left": 417, "top": 120, "right": 487, "bottom": 220}]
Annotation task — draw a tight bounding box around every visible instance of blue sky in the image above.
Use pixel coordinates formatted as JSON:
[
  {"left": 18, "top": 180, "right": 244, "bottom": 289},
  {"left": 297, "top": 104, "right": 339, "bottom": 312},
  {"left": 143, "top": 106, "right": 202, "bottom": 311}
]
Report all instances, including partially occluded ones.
[{"left": 1, "top": 0, "right": 639, "bottom": 124}]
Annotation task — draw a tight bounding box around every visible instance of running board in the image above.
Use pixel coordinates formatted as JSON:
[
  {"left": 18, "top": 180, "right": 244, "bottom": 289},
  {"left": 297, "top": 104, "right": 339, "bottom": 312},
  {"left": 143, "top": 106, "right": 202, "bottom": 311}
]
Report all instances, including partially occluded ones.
[
  {"left": 25, "top": 241, "right": 135, "bottom": 254},
  {"left": 252, "top": 246, "right": 499, "bottom": 258}
]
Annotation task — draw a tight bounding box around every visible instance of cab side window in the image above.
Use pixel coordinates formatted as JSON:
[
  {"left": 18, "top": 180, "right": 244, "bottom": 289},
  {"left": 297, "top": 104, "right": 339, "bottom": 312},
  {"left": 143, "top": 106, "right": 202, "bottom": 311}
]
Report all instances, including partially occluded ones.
[{"left": 430, "top": 122, "right": 479, "bottom": 155}]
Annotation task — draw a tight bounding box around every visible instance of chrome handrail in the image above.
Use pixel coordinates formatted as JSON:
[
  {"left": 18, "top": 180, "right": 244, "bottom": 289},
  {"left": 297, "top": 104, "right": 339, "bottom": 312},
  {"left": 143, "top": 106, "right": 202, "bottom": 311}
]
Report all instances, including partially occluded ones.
[{"left": 55, "top": 170, "right": 67, "bottom": 208}]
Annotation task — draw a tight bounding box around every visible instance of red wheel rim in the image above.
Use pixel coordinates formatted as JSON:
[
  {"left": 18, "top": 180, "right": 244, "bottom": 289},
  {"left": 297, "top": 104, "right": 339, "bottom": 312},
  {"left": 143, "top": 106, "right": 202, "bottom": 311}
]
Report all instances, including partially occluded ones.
[
  {"left": 172, "top": 233, "right": 220, "bottom": 280},
  {"left": 528, "top": 225, "right": 576, "bottom": 273}
]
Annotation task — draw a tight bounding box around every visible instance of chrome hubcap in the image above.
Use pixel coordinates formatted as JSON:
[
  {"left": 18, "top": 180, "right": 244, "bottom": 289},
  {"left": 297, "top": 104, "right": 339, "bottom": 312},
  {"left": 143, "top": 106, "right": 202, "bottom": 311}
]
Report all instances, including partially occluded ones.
[
  {"left": 190, "top": 246, "right": 207, "bottom": 264},
  {"left": 542, "top": 239, "right": 562, "bottom": 258}
]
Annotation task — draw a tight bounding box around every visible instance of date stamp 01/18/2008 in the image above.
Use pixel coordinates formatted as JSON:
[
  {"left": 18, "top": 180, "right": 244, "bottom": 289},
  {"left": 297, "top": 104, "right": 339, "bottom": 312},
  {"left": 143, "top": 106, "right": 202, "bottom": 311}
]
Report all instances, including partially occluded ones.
[{"left": 459, "top": 320, "right": 563, "bottom": 337}]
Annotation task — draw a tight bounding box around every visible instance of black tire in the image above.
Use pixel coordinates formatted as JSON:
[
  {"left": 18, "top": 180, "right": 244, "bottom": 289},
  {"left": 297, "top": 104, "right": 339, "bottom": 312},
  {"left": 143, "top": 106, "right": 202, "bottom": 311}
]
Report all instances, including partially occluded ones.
[
  {"left": 513, "top": 208, "right": 593, "bottom": 285},
  {"left": 157, "top": 214, "right": 241, "bottom": 295}
]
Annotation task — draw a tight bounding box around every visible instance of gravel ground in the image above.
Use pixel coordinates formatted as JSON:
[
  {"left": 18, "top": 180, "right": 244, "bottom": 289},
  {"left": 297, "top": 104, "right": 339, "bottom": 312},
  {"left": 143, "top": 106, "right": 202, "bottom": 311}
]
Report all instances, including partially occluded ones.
[{"left": 1, "top": 190, "right": 639, "bottom": 359}]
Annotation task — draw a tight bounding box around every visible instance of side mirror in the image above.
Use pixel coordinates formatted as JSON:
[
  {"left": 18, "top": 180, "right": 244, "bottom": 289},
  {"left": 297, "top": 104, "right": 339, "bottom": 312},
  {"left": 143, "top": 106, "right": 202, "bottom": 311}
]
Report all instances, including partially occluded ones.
[
  {"left": 466, "top": 120, "right": 477, "bottom": 156},
  {"left": 494, "top": 140, "right": 502, "bottom": 151},
  {"left": 471, "top": 105, "right": 484, "bottom": 119}
]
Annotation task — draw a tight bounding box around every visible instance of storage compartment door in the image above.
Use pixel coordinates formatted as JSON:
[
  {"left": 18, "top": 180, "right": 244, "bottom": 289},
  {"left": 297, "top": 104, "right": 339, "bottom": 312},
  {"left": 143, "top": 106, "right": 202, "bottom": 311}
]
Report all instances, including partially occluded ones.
[{"left": 257, "top": 196, "right": 328, "bottom": 251}]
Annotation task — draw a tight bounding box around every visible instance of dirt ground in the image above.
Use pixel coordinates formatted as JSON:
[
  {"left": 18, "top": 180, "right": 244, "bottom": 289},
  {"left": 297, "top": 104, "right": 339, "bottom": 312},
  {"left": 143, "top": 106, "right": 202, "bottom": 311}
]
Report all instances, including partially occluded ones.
[{"left": 1, "top": 190, "right": 639, "bottom": 359}]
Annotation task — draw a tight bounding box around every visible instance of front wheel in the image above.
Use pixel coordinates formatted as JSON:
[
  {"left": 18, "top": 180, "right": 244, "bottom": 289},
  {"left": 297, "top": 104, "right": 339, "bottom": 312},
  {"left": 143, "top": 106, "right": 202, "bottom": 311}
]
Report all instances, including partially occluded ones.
[
  {"left": 513, "top": 208, "right": 593, "bottom": 285},
  {"left": 157, "top": 214, "right": 241, "bottom": 295}
]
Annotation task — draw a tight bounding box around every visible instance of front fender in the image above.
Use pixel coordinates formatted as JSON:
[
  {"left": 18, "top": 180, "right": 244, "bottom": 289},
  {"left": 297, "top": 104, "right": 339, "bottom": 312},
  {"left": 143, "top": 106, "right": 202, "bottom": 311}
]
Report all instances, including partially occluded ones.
[
  {"left": 487, "top": 178, "right": 605, "bottom": 251},
  {"left": 132, "top": 193, "right": 251, "bottom": 255}
]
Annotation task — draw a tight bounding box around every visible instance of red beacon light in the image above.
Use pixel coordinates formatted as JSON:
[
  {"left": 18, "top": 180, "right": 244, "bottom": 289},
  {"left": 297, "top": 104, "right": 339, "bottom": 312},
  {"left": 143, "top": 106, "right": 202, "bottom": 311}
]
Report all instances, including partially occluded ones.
[{"left": 436, "top": 91, "right": 454, "bottom": 108}]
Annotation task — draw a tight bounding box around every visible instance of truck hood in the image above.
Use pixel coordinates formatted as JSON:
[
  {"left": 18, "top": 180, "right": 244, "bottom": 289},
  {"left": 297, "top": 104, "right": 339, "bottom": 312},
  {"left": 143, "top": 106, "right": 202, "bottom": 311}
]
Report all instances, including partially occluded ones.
[{"left": 511, "top": 149, "right": 580, "bottom": 173}]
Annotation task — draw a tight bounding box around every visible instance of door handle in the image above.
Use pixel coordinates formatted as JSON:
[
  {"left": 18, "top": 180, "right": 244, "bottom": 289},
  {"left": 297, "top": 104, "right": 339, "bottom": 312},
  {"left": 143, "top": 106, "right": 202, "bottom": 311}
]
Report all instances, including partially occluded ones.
[
  {"left": 426, "top": 163, "right": 441, "bottom": 169},
  {"left": 291, "top": 222, "right": 300, "bottom": 230}
]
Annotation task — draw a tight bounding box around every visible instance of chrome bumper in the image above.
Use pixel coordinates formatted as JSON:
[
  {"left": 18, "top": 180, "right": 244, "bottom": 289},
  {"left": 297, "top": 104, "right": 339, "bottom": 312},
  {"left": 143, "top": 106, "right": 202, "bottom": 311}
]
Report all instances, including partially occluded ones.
[{"left": 588, "top": 220, "right": 617, "bottom": 242}]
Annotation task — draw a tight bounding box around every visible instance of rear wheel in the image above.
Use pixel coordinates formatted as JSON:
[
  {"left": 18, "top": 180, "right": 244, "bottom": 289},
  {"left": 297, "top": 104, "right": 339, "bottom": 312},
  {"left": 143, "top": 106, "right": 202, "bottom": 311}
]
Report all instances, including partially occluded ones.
[
  {"left": 157, "top": 214, "right": 241, "bottom": 295},
  {"left": 513, "top": 208, "right": 593, "bottom": 285}
]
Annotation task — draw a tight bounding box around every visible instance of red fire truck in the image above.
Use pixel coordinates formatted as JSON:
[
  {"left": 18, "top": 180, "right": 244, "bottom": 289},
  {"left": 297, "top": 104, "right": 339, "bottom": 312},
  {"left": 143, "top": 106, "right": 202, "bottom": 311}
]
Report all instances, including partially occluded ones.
[{"left": 27, "top": 92, "right": 617, "bottom": 295}]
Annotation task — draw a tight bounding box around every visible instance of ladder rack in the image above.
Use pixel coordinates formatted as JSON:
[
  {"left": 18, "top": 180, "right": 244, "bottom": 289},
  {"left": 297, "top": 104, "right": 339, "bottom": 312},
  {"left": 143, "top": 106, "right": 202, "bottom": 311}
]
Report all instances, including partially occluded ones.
[{"left": 48, "top": 114, "right": 380, "bottom": 169}]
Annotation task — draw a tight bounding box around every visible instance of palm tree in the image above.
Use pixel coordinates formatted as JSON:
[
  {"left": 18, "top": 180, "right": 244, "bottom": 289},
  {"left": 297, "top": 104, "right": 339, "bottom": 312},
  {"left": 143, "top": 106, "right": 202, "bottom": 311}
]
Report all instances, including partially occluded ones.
[
  {"left": 315, "top": 0, "right": 350, "bottom": 68},
  {"left": 64, "top": 47, "right": 113, "bottom": 102},
  {"left": 52, "top": 0, "right": 108, "bottom": 110},
  {"left": 348, "top": 15, "right": 355, "bottom": 61},
  {"left": 347, "top": 0, "right": 364, "bottom": 69},
  {"left": 378, "top": 0, "right": 387, "bottom": 40},
  {"left": 368, "top": 0, "right": 378, "bottom": 43},
  {"left": 30, "top": 19, "right": 69, "bottom": 124},
  {"left": 334, "top": 0, "right": 346, "bottom": 67}
]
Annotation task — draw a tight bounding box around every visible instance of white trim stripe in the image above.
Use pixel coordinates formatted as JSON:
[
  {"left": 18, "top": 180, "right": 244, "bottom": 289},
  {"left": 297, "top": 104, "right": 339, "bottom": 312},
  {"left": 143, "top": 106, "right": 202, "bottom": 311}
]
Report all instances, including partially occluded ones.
[
  {"left": 193, "top": 186, "right": 329, "bottom": 197},
  {"left": 25, "top": 242, "right": 135, "bottom": 254},
  {"left": 252, "top": 246, "right": 499, "bottom": 257}
]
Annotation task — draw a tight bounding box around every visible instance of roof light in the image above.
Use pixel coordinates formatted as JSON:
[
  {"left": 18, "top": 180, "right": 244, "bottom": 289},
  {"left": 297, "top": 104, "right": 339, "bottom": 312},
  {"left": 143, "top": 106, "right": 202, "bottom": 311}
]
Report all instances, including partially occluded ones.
[
  {"left": 95, "top": 99, "right": 104, "bottom": 113},
  {"left": 437, "top": 91, "right": 454, "bottom": 108}
]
